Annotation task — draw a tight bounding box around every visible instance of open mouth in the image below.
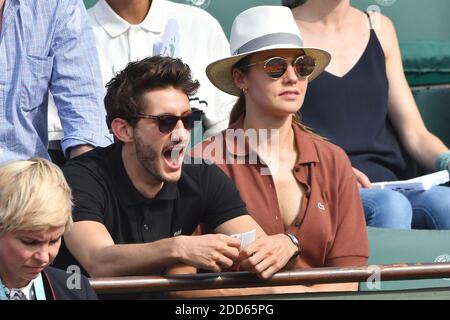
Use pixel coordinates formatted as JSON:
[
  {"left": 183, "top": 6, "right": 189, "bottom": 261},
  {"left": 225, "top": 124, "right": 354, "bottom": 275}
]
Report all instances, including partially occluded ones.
[{"left": 162, "top": 144, "right": 187, "bottom": 170}]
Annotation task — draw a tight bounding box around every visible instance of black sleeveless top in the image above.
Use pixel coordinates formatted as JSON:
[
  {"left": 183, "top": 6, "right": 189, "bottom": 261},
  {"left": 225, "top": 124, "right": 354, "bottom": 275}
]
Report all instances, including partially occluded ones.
[{"left": 300, "top": 18, "right": 407, "bottom": 182}]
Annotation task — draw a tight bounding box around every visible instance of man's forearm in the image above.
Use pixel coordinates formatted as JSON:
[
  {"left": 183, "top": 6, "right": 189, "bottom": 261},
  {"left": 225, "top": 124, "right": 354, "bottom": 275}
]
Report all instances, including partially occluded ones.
[{"left": 83, "top": 238, "right": 180, "bottom": 277}]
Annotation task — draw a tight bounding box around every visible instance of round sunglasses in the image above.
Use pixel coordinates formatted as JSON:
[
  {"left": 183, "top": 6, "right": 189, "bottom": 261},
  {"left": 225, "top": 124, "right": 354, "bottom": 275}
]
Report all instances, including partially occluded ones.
[
  {"left": 133, "top": 109, "right": 204, "bottom": 133},
  {"left": 244, "top": 55, "right": 316, "bottom": 79}
]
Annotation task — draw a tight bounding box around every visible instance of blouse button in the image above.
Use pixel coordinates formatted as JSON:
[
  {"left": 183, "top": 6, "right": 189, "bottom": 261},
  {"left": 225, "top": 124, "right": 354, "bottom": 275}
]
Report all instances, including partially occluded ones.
[{"left": 143, "top": 224, "right": 150, "bottom": 231}]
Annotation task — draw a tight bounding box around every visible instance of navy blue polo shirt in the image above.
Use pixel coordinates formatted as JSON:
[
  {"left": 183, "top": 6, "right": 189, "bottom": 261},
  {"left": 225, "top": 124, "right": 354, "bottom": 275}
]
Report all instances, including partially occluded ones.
[{"left": 54, "top": 143, "right": 248, "bottom": 274}]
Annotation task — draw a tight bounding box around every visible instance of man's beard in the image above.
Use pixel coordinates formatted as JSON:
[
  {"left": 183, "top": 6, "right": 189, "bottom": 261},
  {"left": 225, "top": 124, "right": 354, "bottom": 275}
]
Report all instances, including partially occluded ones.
[{"left": 135, "top": 136, "right": 177, "bottom": 183}]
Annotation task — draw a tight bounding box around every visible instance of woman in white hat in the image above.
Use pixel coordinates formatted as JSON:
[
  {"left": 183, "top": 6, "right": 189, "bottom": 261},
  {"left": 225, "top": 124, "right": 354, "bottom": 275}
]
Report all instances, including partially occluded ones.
[
  {"left": 286, "top": 0, "right": 450, "bottom": 230},
  {"left": 0, "top": 158, "right": 97, "bottom": 300},
  {"left": 194, "top": 5, "right": 368, "bottom": 294}
]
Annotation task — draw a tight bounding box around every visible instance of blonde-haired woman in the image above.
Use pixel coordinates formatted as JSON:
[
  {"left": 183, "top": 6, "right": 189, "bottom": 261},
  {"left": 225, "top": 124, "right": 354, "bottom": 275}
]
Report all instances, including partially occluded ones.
[{"left": 0, "top": 158, "right": 97, "bottom": 300}]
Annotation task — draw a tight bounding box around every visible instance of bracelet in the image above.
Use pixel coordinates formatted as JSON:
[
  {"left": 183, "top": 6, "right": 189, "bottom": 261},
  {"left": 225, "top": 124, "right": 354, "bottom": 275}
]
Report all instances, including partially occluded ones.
[{"left": 435, "top": 151, "right": 450, "bottom": 171}]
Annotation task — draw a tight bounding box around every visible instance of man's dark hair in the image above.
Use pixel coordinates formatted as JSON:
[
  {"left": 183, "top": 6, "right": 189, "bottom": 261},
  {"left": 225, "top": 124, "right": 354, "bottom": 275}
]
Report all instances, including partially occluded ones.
[{"left": 104, "top": 56, "right": 200, "bottom": 127}]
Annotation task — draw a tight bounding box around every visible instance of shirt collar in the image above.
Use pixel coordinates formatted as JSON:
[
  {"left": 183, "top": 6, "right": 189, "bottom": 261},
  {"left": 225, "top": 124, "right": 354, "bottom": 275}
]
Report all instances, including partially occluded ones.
[
  {"left": 107, "top": 143, "right": 178, "bottom": 206},
  {"left": 18, "top": 278, "right": 35, "bottom": 300},
  {"left": 292, "top": 121, "right": 320, "bottom": 165},
  {"left": 4, "top": 277, "right": 35, "bottom": 300},
  {"left": 93, "top": 0, "right": 166, "bottom": 38},
  {"left": 140, "top": 0, "right": 166, "bottom": 33},
  {"left": 226, "top": 116, "right": 320, "bottom": 165}
]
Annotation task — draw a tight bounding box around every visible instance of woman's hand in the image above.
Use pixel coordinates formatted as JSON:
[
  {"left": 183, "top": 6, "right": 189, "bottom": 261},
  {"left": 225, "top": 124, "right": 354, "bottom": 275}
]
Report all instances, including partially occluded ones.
[
  {"left": 352, "top": 167, "right": 372, "bottom": 188},
  {"left": 238, "top": 234, "right": 298, "bottom": 279}
]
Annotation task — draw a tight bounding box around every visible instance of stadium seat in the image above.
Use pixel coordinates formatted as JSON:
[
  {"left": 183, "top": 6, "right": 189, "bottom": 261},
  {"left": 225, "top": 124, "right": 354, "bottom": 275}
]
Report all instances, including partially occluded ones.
[
  {"left": 414, "top": 87, "right": 450, "bottom": 149},
  {"left": 353, "top": 0, "right": 450, "bottom": 86}
]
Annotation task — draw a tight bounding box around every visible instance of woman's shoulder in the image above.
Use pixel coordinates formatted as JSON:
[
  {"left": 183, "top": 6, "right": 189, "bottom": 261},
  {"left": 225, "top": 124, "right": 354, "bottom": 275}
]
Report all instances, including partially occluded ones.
[{"left": 345, "top": 6, "right": 395, "bottom": 37}]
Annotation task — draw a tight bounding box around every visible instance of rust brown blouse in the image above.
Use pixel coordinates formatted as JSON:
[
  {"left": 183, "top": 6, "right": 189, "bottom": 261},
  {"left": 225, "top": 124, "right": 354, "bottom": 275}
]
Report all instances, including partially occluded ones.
[{"left": 197, "top": 117, "right": 369, "bottom": 268}]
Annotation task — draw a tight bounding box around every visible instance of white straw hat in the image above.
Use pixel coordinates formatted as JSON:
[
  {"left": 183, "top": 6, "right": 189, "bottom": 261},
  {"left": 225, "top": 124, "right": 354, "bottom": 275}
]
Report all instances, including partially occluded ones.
[{"left": 206, "top": 6, "right": 331, "bottom": 96}]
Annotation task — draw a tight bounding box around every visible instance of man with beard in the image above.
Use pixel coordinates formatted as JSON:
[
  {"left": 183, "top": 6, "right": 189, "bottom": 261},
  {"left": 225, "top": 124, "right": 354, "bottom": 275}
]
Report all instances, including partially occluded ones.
[{"left": 55, "top": 56, "right": 300, "bottom": 287}]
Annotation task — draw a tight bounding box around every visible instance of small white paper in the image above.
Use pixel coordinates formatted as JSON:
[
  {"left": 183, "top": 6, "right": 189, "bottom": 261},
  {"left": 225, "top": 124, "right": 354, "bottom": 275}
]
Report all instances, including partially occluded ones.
[
  {"left": 230, "top": 229, "right": 256, "bottom": 249},
  {"left": 371, "top": 170, "right": 449, "bottom": 191}
]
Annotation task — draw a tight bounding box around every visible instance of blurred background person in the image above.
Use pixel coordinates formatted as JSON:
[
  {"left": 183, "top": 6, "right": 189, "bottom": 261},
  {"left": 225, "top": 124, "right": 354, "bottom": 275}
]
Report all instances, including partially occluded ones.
[{"left": 0, "top": 0, "right": 111, "bottom": 166}]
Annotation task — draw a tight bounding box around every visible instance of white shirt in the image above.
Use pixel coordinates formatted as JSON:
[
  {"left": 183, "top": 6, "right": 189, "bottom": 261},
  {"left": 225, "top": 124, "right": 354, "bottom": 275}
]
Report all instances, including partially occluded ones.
[{"left": 48, "top": 0, "right": 235, "bottom": 141}]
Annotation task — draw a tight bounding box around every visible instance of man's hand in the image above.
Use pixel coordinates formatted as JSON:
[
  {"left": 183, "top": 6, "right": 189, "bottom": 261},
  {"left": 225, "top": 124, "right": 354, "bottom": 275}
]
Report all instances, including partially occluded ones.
[
  {"left": 352, "top": 167, "right": 372, "bottom": 188},
  {"left": 238, "top": 234, "right": 298, "bottom": 279},
  {"left": 175, "top": 234, "right": 241, "bottom": 272}
]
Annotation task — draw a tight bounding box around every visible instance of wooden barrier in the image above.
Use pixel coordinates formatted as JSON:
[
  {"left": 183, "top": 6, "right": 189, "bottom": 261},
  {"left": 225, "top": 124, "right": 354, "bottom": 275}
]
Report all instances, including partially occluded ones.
[{"left": 89, "top": 262, "right": 450, "bottom": 294}]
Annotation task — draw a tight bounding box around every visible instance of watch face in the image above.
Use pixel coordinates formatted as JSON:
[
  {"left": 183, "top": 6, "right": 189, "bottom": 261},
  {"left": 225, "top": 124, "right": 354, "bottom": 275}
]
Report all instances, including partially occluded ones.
[
  {"left": 290, "top": 234, "right": 299, "bottom": 245},
  {"left": 375, "top": 0, "right": 396, "bottom": 6}
]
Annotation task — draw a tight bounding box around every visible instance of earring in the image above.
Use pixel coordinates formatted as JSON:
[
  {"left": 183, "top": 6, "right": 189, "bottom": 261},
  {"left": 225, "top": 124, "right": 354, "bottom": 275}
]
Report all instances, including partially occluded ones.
[{"left": 241, "top": 87, "right": 248, "bottom": 94}]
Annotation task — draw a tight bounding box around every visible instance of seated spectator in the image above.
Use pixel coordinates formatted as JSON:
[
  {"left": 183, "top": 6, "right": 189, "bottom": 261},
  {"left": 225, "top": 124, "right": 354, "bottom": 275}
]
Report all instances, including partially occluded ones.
[
  {"left": 193, "top": 5, "right": 368, "bottom": 295},
  {"left": 0, "top": 0, "right": 111, "bottom": 166},
  {"left": 285, "top": 0, "right": 450, "bottom": 229},
  {"left": 55, "top": 56, "right": 299, "bottom": 289},
  {"left": 0, "top": 158, "right": 97, "bottom": 300}
]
